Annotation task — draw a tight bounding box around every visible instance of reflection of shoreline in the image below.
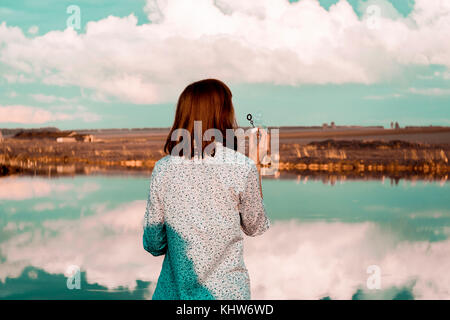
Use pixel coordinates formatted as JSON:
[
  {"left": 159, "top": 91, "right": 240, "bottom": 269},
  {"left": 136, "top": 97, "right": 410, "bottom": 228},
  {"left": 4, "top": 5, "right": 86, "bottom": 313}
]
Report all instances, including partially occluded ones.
[
  {"left": 1, "top": 164, "right": 448, "bottom": 184},
  {"left": 1, "top": 126, "right": 449, "bottom": 179},
  {"left": 1, "top": 157, "right": 449, "bottom": 181},
  {"left": 267, "top": 171, "right": 449, "bottom": 185}
]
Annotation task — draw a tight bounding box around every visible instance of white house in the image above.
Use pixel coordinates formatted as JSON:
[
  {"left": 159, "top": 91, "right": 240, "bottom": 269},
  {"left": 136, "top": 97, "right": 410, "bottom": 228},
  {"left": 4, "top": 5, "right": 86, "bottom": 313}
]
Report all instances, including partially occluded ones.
[
  {"left": 82, "top": 134, "right": 95, "bottom": 142},
  {"left": 56, "top": 137, "right": 77, "bottom": 143}
]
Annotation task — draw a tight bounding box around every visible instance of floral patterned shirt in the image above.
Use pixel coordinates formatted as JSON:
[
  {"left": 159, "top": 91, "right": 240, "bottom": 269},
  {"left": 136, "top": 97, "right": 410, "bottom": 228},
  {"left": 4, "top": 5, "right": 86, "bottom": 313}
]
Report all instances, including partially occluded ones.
[{"left": 143, "top": 142, "right": 270, "bottom": 299}]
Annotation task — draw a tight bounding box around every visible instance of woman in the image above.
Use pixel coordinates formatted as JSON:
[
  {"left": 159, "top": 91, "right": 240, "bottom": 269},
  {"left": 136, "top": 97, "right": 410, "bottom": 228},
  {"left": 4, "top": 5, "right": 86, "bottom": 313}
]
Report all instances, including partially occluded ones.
[{"left": 143, "top": 78, "right": 270, "bottom": 300}]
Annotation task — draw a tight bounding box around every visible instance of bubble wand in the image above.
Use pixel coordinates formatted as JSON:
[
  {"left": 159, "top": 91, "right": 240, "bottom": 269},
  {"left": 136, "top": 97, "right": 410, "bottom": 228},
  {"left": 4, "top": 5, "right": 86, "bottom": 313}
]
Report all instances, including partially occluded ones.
[{"left": 247, "top": 113, "right": 255, "bottom": 128}]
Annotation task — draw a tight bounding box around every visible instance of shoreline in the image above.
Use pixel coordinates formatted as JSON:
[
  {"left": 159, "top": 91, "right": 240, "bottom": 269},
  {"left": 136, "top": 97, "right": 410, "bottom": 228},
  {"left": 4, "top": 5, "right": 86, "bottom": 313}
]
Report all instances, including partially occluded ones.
[{"left": 1, "top": 126, "right": 449, "bottom": 180}]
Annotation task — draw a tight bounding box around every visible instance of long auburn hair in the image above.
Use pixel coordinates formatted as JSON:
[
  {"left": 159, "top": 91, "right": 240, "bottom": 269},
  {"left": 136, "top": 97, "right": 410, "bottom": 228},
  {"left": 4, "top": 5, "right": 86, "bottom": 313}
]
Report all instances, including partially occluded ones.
[{"left": 164, "top": 79, "right": 238, "bottom": 158}]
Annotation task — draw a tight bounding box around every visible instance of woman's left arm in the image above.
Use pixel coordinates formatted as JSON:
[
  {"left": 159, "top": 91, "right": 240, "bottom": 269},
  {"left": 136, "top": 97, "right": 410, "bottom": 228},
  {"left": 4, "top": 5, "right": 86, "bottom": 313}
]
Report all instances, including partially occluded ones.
[{"left": 143, "top": 167, "right": 167, "bottom": 256}]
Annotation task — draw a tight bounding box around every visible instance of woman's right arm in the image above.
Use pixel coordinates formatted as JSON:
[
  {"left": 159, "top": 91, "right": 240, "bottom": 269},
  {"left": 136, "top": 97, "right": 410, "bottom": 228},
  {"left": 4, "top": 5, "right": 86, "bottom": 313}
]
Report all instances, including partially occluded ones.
[
  {"left": 238, "top": 162, "right": 270, "bottom": 237},
  {"left": 143, "top": 165, "right": 167, "bottom": 256}
]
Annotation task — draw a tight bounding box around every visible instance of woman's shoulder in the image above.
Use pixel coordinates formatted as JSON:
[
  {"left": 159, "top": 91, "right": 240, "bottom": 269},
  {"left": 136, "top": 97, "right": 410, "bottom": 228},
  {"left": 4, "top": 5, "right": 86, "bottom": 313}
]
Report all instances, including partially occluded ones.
[
  {"left": 152, "top": 147, "right": 256, "bottom": 173},
  {"left": 152, "top": 155, "right": 172, "bottom": 173}
]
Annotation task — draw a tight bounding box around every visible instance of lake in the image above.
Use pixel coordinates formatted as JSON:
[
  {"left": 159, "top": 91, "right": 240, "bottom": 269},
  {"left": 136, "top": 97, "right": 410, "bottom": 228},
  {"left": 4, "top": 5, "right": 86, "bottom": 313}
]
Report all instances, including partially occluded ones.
[{"left": 0, "top": 175, "right": 449, "bottom": 299}]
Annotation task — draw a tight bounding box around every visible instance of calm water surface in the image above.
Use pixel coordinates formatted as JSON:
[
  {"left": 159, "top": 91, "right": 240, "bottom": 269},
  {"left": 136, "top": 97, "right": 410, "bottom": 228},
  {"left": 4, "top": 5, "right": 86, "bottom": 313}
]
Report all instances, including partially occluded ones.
[{"left": 0, "top": 175, "right": 449, "bottom": 299}]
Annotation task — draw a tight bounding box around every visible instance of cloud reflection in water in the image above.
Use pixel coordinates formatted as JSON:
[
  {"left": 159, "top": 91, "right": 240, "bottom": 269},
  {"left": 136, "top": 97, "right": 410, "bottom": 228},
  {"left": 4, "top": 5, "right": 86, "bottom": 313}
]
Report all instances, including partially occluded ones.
[{"left": 1, "top": 197, "right": 449, "bottom": 299}]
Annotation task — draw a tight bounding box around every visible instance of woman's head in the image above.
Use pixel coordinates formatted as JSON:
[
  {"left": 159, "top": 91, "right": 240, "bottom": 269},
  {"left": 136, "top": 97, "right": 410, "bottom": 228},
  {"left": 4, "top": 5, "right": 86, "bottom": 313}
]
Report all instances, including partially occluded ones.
[{"left": 164, "top": 79, "right": 238, "bottom": 157}]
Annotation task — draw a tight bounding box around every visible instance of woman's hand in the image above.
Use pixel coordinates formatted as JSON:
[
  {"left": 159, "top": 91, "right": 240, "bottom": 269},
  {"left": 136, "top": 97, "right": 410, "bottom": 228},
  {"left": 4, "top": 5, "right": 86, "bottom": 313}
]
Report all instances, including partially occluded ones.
[
  {"left": 247, "top": 127, "right": 269, "bottom": 198},
  {"left": 255, "top": 128, "right": 265, "bottom": 199}
]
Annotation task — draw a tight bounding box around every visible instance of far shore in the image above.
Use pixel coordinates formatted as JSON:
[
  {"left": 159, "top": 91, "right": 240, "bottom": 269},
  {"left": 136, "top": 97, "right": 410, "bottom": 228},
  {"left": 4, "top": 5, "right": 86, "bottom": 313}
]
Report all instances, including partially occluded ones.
[{"left": 1, "top": 125, "right": 449, "bottom": 180}]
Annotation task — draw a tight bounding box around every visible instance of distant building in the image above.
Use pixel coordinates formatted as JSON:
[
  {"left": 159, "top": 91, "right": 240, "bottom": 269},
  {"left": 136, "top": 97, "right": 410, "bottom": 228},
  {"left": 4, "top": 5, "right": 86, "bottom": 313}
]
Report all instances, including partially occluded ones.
[
  {"left": 330, "top": 121, "right": 336, "bottom": 129},
  {"left": 56, "top": 137, "right": 77, "bottom": 143},
  {"left": 54, "top": 131, "right": 95, "bottom": 143},
  {"left": 82, "top": 134, "right": 95, "bottom": 142},
  {"left": 0, "top": 131, "right": 3, "bottom": 142}
]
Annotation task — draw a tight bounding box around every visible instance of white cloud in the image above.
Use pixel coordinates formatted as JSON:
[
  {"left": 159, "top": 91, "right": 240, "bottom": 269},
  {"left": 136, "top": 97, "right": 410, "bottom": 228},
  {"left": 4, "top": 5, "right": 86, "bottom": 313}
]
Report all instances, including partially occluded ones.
[
  {"left": 3, "top": 73, "right": 34, "bottom": 84},
  {"left": 409, "top": 87, "right": 450, "bottom": 96},
  {"left": 30, "top": 93, "right": 76, "bottom": 104},
  {"left": 0, "top": 0, "right": 449, "bottom": 104},
  {"left": 364, "top": 93, "right": 402, "bottom": 100},
  {"left": 0, "top": 104, "right": 100, "bottom": 124},
  {"left": 0, "top": 177, "right": 73, "bottom": 200},
  {"left": 0, "top": 105, "right": 72, "bottom": 124},
  {"left": 27, "top": 25, "right": 39, "bottom": 35},
  {"left": 33, "top": 202, "right": 56, "bottom": 212},
  {"left": 417, "top": 71, "right": 450, "bottom": 80},
  {"left": 0, "top": 176, "right": 100, "bottom": 202},
  {"left": 7, "top": 91, "right": 17, "bottom": 98}
]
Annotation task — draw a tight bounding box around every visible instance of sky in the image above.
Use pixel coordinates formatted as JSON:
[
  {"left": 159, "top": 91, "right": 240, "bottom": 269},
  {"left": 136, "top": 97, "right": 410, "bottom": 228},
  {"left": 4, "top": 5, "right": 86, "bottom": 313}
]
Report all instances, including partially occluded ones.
[{"left": 0, "top": 0, "right": 449, "bottom": 129}]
